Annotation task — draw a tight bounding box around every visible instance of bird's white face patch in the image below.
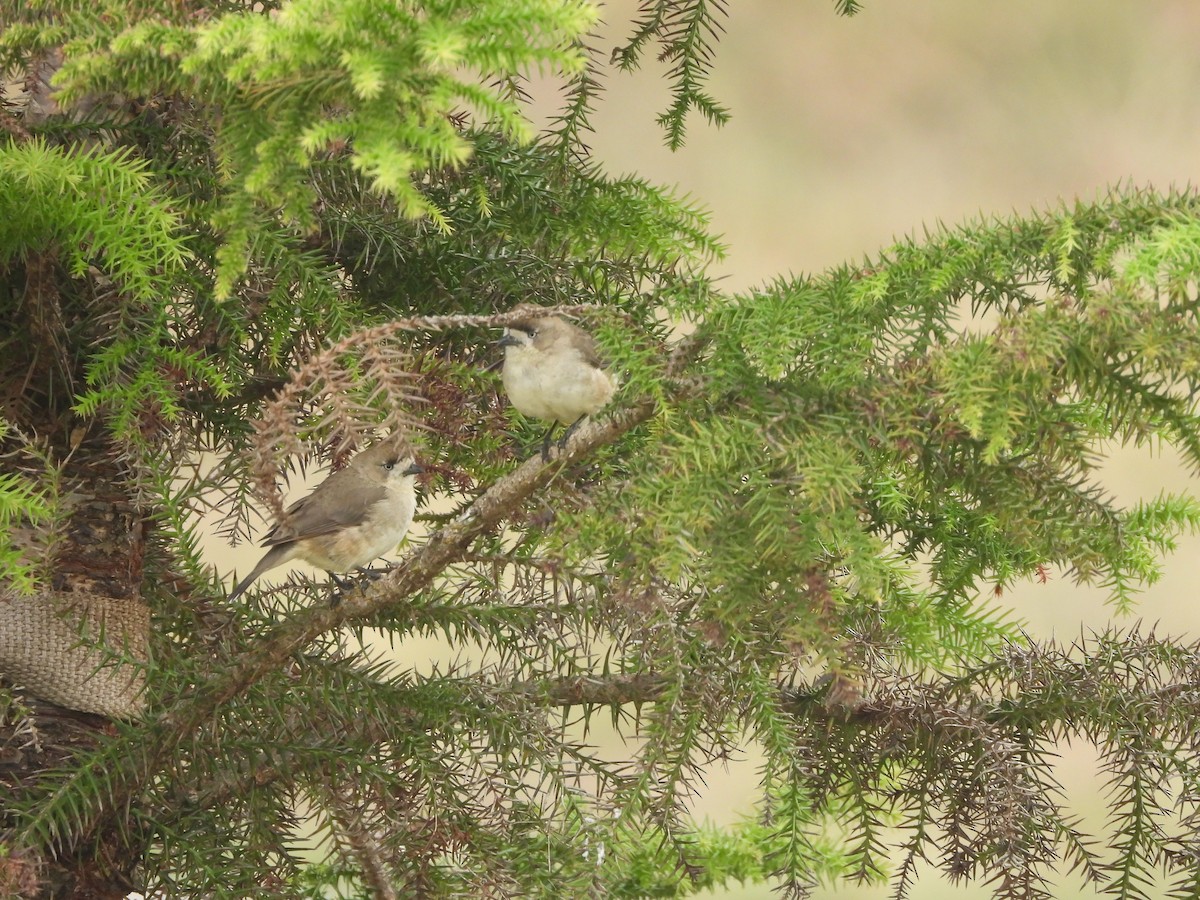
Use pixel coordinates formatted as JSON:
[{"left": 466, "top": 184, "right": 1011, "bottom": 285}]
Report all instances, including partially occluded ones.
[
  {"left": 380, "top": 456, "right": 420, "bottom": 483},
  {"left": 503, "top": 326, "right": 536, "bottom": 349}
]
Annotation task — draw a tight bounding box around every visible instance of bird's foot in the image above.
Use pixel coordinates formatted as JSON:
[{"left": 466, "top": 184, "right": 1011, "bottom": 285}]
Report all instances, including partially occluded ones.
[
  {"left": 355, "top": 565, "right": 387, "bottom": 582},
  {"left": 557, "top": 415, "right": 587, "bottom": 451},
  {"left": 328, "top": 571, "right": 357, "bottom": 591},
  {"left": 326, "top": 570, "right": 370, "bottom": 607},
  {"left": 328, "top": 565, "right": 402, "bottom": 606}
]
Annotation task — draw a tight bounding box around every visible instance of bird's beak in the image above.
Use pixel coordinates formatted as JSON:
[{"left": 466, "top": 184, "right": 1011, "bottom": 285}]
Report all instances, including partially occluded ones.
[
  {"left": 404, "top": 462, "right": 426, "bottom": 476},
  {"left": 485, "top": 333, "right": 517, "bottom": 373}
]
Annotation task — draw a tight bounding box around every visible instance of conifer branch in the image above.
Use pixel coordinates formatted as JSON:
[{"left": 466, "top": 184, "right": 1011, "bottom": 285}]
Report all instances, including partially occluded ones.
[
  {"left": 6, "top": 0, "right": 1200, "bottom": 891},
  {"left": 53, "top": 331, "right": 708, "bottom": 851},
  {"left": 322, "top": 783, "right": 397, "bottom": 900},
  {"left": 146, "top": 623, "right": 1200, "bottom": 900}
]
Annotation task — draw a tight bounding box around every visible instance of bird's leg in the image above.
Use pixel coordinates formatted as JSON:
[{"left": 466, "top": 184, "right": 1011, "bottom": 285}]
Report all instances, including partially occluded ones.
[
  {"left": 328, "top": 571, "right": 356, "bottom": 591},
  {"left": 539, "top": 424, "right": 558, "bottom": 462},
  {"left": 557, "top": 414, "right": 587, "bottom": 450},
  {"left": 327, "top": 567, "right": 389, "bottom": 607},
  {"left": 327, "top": 570, "right": 358, "bottom": 607},
  {"left": 361, "top": 561, "right": 405, "bottom": 578}
]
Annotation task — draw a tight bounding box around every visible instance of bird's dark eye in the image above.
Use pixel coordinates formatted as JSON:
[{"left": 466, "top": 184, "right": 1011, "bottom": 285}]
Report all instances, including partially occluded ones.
[
  {"left": 384, "top": 460, "right": 396, "bottom": 470},
  {"left": 512, "top": 324, "right": 536, "bottom": 338}
]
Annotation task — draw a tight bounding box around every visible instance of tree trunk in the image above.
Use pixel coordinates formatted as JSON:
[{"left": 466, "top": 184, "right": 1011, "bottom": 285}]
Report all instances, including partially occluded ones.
[{"left": 1, "top": 434, "right": 150, "bottom": 896}]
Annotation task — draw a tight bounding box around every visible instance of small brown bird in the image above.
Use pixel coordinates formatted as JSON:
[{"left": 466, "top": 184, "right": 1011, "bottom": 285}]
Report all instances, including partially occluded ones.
[
  {"left": 498, "top": 315, "right": 616, "bottom": 449},
  {"left": 228, "top": 439, "right": 423, "bottom": 601}
]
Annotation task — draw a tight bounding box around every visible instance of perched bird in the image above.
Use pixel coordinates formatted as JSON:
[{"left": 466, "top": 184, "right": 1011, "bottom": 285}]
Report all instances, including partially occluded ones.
[
  {"left": 228, "top": 439, "right": 423, "bottom": 602},
  {"left": 498, "top": 315, "right": 616, "bottom": 450}
]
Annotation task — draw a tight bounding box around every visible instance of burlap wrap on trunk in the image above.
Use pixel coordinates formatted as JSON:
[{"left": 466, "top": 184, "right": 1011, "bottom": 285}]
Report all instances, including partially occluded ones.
[{"left": 0, "top": 589, "right": 148, "bottom": 718}]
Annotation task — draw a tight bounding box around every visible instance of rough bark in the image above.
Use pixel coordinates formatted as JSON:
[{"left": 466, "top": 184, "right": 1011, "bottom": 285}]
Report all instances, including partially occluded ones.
[{"left": 1, "top": 272, "right": 150, "bottom": 899}]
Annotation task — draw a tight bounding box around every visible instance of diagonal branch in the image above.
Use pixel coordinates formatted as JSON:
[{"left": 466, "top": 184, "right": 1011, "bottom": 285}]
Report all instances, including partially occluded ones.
[
  {"left": 165, "top": 397, "right": 658, "bottom": 734},
  {"left": 55, "top": 330, "right": 709, "bottom": 850}
]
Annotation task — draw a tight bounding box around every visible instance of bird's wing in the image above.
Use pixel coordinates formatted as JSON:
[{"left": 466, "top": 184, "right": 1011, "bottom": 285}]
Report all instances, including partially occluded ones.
[
  {"left": 571, "top": 330, "right": 608, "bottom": 370},
  {"left": 260, "top": 473, "right": 386, "bottom": 546},
  {"left": 581, "top": 344, "right": 607, "bottom": 370}
]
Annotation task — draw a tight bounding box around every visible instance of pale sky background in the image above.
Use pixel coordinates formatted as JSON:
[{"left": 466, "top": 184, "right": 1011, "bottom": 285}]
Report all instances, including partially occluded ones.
[{"left": 209, "top": 3, "right": 1200, "bottom": 897}]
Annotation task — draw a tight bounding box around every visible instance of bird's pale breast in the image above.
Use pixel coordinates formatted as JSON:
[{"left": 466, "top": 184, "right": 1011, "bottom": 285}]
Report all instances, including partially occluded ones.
[
  {"left": 504, "top": 349, "right": 614, "bottom": 424},
  {"left": 295, "top": 487, "right": 415, "bottom": 571}
]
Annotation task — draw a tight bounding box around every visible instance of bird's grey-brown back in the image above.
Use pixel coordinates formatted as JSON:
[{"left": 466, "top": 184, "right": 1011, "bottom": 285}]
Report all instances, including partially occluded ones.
[
  {"left": 262, "top": 439, "right": 415, "bottom": 543},
  {"left": 229, "top": 439, "right": 422, "bottom": 601},
  {"left": 500, "top": 316, "right": 616, "bottom": 426},
  {"left": 525, "top": 317, "right": 605, "bottom": 368}
]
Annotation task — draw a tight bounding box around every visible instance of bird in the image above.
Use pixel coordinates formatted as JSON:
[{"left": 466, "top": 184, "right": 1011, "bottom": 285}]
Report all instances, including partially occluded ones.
[
  {"left": 497, "top": 314, "right": 616, "bottom": 452},
  {"left": 228, "top": 438, "right": 423, "bottom": 602}
]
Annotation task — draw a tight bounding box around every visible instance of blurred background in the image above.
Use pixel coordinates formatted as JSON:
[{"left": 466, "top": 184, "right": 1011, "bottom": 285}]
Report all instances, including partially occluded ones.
[
  {"left": 546, "top": 2, "right": 1200, "bottom": 897},
  {"left": 211, "top": 2, "right": 1200, "bottom": 897}
]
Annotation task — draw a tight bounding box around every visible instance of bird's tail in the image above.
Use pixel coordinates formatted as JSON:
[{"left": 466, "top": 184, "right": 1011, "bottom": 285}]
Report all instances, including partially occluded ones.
[{"left": 227, "top": 544, "right": 292, "bottom": 602}]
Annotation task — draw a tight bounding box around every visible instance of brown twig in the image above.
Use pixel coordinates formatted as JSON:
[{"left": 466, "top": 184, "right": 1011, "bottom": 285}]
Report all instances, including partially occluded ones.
[
  {"left": 322, "top": 783, "right": 398, "bottom": 900},
  {"left": 249, "top": 305, "right": 603, "bottom": 518}
]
